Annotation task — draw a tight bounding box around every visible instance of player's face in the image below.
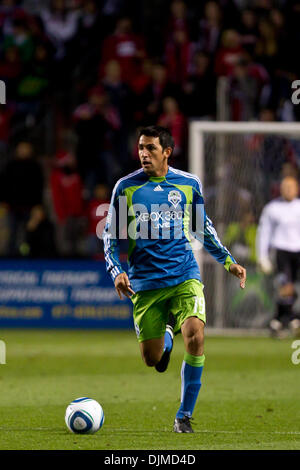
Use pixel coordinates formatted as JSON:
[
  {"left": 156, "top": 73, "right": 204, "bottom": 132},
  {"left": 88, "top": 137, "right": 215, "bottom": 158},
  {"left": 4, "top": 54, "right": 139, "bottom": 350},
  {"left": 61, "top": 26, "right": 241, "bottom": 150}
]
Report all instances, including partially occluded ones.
[
  {"left": 138, "top": 135, "right": 171, "bottom": 177},
  {"left": 280, "top": 177, "right": 299, "bottom": 201}
]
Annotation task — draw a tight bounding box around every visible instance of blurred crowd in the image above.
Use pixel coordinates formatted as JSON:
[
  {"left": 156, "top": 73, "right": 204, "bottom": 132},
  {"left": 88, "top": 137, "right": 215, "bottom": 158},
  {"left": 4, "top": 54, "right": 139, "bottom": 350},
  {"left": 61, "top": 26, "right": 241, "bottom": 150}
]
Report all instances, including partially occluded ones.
[{"left": 0, "top": 0, "right": 300, "bottom": 259}]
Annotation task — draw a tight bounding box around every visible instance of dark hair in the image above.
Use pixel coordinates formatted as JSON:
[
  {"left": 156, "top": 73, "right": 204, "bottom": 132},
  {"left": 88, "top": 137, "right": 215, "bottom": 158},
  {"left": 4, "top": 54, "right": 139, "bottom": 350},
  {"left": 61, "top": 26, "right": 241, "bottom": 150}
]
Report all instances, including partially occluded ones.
[{"left": 138, "top": 126, "right": 175, "bottom": 154}]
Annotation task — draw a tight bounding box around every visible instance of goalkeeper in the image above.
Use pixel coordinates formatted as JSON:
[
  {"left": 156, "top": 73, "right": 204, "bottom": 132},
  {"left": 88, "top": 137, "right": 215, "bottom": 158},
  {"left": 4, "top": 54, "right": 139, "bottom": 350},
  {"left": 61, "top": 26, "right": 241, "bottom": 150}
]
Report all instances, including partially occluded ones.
[
  {"left": 103, "top": 126, "right": 246, "bottom": 433},
  {"left": 257, "top": 175, "right": 300, "bottom": 337}
]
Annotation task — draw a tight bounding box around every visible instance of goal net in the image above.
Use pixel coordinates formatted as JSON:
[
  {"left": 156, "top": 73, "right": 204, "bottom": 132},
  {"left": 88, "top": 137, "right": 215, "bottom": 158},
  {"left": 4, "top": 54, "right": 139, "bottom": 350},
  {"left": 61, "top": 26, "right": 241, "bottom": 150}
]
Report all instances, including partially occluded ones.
[{"left": 189, "top": 121, "right": 300, "bottom": 329}]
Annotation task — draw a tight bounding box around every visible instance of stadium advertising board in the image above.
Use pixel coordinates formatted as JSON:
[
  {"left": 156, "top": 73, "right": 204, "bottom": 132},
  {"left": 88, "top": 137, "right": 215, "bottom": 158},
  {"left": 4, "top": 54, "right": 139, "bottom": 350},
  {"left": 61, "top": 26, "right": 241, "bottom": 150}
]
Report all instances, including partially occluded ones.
[{"left": 0, "top": 260, "right": 132, "bottom": 328}]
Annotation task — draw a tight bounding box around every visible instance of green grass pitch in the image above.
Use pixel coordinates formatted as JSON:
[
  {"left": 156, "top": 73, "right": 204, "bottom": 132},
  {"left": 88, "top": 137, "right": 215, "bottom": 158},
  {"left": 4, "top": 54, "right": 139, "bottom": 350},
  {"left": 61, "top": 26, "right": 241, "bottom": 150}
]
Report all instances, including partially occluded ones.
[{"left": 0, "top": 329, "right": 299, "bottom": 450}]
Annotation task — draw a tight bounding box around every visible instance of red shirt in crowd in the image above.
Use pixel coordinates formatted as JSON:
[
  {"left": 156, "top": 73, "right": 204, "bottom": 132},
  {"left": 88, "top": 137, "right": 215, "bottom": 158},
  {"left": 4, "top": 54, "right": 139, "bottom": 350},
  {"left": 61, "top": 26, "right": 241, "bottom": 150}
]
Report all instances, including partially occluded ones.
[
  {"left": 215, "top": 46, "right": 245, "bottom": 76},
  {"left": 100, "top": 32, "right": 146, "bottom": 85},
  {"left": 50, "top": 151, "right": 84, "bottom": 224},
  {"left": 86, "top": 198, "right": 109, "bottom": 236}
]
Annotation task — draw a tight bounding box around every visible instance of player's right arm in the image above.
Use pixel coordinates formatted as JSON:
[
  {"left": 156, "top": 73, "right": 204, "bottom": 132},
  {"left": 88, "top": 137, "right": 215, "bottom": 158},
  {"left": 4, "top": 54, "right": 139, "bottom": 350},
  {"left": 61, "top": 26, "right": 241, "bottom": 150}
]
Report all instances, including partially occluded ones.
[
  {"left": 102, "top": 180, "right": 135, "bottom": 299},
  {"left": 102, "top": 181, "right": 125, "bottom": 283}
]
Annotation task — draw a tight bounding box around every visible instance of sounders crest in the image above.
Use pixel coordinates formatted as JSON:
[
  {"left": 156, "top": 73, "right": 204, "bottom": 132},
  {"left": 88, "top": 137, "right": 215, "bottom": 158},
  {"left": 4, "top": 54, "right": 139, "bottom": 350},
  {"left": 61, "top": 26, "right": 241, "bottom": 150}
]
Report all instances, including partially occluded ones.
[{"left": 168, "top": 190, "right": 182, "bottom": 208}]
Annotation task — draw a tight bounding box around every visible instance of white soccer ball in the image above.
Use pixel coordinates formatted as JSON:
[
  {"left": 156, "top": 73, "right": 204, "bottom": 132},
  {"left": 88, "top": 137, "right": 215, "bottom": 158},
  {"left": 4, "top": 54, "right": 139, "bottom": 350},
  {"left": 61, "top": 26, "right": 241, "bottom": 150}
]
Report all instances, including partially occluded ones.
[{"left": 65, "top": 397, "right": 105, "bottom": 434}]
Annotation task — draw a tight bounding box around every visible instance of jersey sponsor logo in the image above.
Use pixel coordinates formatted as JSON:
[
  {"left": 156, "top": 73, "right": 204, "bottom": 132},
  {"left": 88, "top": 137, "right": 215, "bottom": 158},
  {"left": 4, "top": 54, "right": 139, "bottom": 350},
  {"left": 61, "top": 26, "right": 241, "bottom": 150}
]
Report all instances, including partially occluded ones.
[
  {"left": 136, "top": 210, "right": 183, "bottom": 225},
  {"left": 168, "top": 190, "right": 182, "bottom": 208},
  {"left": 102, "top": 198, "right": 205, "bottom": 242}
]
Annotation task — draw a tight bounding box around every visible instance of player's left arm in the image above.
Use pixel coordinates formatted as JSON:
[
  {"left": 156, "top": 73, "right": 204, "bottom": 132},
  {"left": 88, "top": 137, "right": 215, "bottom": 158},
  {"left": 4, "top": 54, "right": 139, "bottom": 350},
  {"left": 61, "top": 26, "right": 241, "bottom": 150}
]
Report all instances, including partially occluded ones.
[
  {"left": 204, "top": 213, "right": 246, "bottom": 288},
  {"left": 191, "top": 182, "right": 246, "bottom": 289},
  {"left": 227, "top": 263, "right": 246, "bottom": 289}
]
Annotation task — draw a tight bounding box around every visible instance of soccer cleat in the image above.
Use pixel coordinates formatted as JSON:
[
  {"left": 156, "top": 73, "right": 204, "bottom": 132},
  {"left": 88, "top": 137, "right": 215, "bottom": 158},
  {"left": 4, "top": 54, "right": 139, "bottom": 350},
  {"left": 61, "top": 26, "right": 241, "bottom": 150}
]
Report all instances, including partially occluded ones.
[
  {"left": 173, "top": 416, "right": 194, "bottom": 433},
  {"left": 155, "top": 324, "right": 174, "bottom": 373}
]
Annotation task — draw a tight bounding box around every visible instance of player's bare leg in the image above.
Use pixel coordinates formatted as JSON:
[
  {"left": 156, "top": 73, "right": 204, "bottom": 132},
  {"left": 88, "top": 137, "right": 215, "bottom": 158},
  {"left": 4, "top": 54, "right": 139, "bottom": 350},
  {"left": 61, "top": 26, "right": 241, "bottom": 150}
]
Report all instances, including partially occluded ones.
[
  {"left": 139, "top": 314, "right": 175, "bottom": 371},
  {"left": 139, "top": 337, "right": 164, "bottom": 367},
  {"left": 181, "top": 316, "right": 204, "bottom": 356},
  {"left": 174, "top": 316, "right": 205, "bottom": 433}
]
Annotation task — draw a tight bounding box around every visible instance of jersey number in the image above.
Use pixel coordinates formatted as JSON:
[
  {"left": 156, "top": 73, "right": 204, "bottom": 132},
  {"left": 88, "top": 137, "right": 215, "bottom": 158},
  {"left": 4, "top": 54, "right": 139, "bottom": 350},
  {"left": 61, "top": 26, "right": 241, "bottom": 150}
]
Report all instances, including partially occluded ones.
[{"left": 193, "top": 296, "right": 205, "bottom": 315}]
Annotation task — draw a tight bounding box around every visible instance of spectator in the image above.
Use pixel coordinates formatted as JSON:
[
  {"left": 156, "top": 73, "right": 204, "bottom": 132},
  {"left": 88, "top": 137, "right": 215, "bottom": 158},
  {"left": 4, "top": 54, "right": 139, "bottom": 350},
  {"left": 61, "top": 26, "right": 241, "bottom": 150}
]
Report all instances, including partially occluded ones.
[
  {"left": 0, "top": 0, "right": 27, "bottom": 38},
  {"left": 72, "top": 86, "right": 121, "bottom": 191},
  {"left": 140, "top": 0, "right": 171, "bottom": 57},
  {"left": 229, "top": 57, "right": 260, "bottom": 121},
  {"left": 50, "top": 149, "right": 85, "bottom": 256},
  {"left": 0, "top": 104, "right": 14, "bottom": 166},
  {"left": 0, "top": 202, "right": 10, "bottom": 255},
  {"left": 77, "top": 0, "right": 102, "bottom": 49},
  {"left": 130, "top": 57, "right": 155, "bottom": 126},
  {"left": 224, "top": 210, "right": 257, "bottom": 265},
  {"left": 0, "top": 46, "right": 22, "bottom": 98},
  {"left": 101, "top": 0, "right": 127, "bottom": 36},
  {"left": 183, "top": 50, "right": 216, "bottom": 119},
  {"left": 129, "top": 57, "right": 153, "bottom": 98},
  {"left": 165, "top": 29, "right": 195, "bottom": 85},
  {"left": 214, "top": 29, "right": 245, "bottom": 77},
  {"left": 158, "top": 96, "right": 187, "bottom": 166},
  {"left": 197, "top": 1, "right": 222, "bottom": 55},
  {"left": 26, "top": 11, "right": 51, "bottom": 47},
  {"left": 3, "top": 16, "right": 35, "bottom": 63},
  {"left": 166, "top": 0, "right": 190, "bottom": 41},
  {"left": 101, "top": 59, "right": 133, "bottom": 166},
  {"left": 248, "top": 108, "right": 298, "bottom": 203},
  {"left": 238, "top": 8, "right": 258, "bottom": 56},
  {"left": 16, "top": 43, "right": 51, "bottom": 119},
  {"left": 100, "top": 16, "right": 146, "bottom": 86},
  {"left": 269, "top": 8, "right": 294, "bottom": 73},
  {"left": 0, "top": 140, "right": 44, "bottom": 256},
  {"left": 85, "top": 183, "right": 110, "bottom": 256},
  {"left": 39, "top": 0, "right": 80, "bottom": 98},
  {"left": 254, "top": 18, "right": 278, "bottom": 74},
  {"left": 101, "top": 59, "right": 132, "bottom": 124},
  {"left": 75, "top": 0, "right": 104, "bottom": 78},
  {"left": 39, "top": 0, "right": 80, "bottom": 62},
  {"left": 244, "top": 52, "right": 270, "bottom": 101},
  {"left": 139, "top": 62, "right": 181, "bottom": 124},
  {"left": 22, "top": 204, "right": 57, "bottom": 258}
]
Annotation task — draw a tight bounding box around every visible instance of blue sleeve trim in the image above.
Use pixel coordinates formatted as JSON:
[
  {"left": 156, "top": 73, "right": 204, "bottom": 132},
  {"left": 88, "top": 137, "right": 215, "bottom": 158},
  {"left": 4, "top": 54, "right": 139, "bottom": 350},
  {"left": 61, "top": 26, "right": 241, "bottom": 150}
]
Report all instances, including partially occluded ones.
[
  {"left": 102, "top": 181, "right": 125, "bottom": 283},
  {"left": 204, "top": 214, "right": 236, "bottom": 266}
]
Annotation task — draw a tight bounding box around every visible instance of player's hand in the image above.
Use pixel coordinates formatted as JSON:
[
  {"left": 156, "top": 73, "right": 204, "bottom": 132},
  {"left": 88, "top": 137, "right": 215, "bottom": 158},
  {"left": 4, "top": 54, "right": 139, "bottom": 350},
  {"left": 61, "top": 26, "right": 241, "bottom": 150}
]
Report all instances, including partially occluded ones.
[
  {"left": 258, "top": 257, "right": 273, "bottom": 275},
  {"left": 229, "top": 263, "right": 247, "bottom": 289},
  {"left": 114, "top": 272, "right": 135, "bottom": 300}
]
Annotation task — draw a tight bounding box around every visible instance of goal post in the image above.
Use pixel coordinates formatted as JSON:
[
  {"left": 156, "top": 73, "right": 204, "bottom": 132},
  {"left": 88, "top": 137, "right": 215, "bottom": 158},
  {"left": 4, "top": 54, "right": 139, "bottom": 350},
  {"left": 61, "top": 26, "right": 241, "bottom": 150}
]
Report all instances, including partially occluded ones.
[
  {"left": 189, "top": 120, "right": 300, "bottom": 176},
  {"left": 189, "top": 121, "right": 300, "bottom": 329}
]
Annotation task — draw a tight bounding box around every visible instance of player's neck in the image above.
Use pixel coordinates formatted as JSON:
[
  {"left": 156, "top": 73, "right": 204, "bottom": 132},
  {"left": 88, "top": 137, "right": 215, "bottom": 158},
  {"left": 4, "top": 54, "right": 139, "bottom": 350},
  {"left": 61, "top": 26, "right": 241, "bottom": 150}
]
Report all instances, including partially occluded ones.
[{"left": 149, "top": 165, "right": 169, "bottom": 178}]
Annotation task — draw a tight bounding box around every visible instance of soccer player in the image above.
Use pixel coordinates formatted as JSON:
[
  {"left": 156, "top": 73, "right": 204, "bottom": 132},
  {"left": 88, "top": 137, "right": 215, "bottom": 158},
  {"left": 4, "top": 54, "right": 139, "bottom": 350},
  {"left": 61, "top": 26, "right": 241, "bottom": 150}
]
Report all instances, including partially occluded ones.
[
  {"left": 257, "top": 175, "right": 300, "bottom": 337},
  {"left": 103, "top": 126, "right": 246, "bottom": 433}
]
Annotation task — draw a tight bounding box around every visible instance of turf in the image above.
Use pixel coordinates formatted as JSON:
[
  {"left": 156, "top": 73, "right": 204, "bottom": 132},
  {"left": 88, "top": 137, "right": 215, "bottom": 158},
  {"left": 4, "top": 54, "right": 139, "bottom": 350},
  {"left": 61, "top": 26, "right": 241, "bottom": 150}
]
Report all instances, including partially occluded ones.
[{"left": 0, "top": 329, "right": 299, "bottom": 450}]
